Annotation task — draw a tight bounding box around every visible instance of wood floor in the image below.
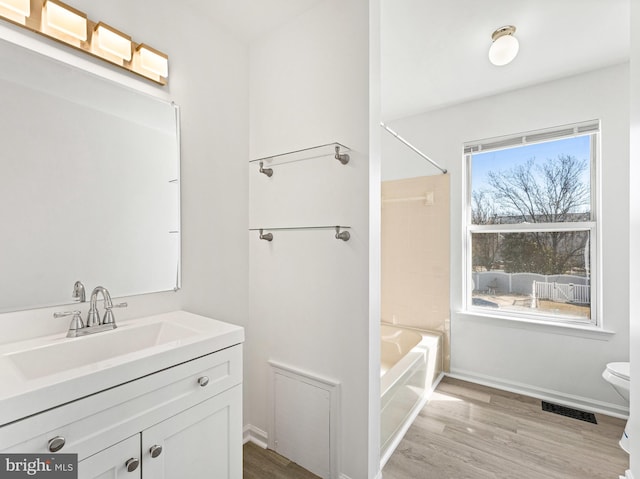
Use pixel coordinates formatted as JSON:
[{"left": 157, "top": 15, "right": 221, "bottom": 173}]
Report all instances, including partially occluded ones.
[
  {"left": 243, "top": 441, "right": 321, "bottom": 479},
  {"left": 383, "top": 377, "right": 629, "bottom": 479},
  {"left": 243, "top": 377, "right": 628, "bottom": 479}
]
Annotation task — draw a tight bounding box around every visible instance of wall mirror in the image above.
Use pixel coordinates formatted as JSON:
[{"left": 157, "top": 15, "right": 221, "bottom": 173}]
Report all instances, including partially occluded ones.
[{"left": 0, "top": 36, "right": 180, "bottom": 313}]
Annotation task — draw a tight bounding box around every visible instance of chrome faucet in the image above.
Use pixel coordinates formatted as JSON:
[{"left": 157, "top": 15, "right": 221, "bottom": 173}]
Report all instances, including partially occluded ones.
[
  {"left": 55, "top": 284, "right": 127, "bottom": 338},
  {"left": 87, "top": 286, "right": 127, "bottom": 328},
  {"left": 87, "top": 286, "right": 113, "bottom": 327}
]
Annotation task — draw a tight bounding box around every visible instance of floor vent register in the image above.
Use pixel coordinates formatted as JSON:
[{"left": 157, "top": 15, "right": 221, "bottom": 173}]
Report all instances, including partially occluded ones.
[{"left": 541, "top": 401, "right": 597, "bottom": 424}]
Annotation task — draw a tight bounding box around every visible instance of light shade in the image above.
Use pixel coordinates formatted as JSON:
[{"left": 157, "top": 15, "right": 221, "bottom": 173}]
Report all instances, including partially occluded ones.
[
  {"left": 136, "top": 44, "right": 168, "bottom": 78},
  {"left": 94, "top": 22, "right": 132, "bottom": 61},
  {"left": 488, "top": 25, "right": 519, "bottom": 66},
  {"left": 0, "top": 0, "right": 29, "bottom": 16},
  {"left": 44, "top": 0, "right": 87, "bottom": 41}
]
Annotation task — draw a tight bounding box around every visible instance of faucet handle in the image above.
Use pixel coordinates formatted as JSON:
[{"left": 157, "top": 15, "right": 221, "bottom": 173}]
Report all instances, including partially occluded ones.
[
  {"left": 103, "top": 302, "right": 127, "bottom": 326},
  {"left": 53, "top": 310, "right": 82, "bottom": 318},
  {"left": 54, "top": 310, "right": 85, "bottom": 338}
]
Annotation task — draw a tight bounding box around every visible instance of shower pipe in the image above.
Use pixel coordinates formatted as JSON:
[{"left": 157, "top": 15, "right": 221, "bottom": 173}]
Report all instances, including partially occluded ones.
[{"left": 380, "top": 122, "right": 447, "bottom": 174}]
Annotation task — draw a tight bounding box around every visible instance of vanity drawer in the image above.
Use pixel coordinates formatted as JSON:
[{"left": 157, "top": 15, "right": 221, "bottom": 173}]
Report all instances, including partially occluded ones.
[{"left": 0, "top": 344, "right": 242, "bottom": 459}]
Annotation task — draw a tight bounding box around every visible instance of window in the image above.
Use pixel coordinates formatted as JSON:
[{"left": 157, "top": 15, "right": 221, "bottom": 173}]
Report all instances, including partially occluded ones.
[{"left": 464, "top": 121, "right": 599, "bottom": 325}]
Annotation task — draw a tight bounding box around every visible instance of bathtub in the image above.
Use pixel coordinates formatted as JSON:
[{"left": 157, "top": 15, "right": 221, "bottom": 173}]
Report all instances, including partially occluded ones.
[{"left": 380, "top": 323, "right": 443, "bottom": 466}]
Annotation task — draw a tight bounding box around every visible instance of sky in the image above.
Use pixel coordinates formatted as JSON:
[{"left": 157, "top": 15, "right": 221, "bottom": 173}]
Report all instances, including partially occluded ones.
[{"left": 471, "top": 135, "right": 592, "bottom": 194}]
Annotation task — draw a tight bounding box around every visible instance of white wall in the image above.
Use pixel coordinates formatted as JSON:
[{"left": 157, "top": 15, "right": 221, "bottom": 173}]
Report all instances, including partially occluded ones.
[
  {"left": 247, "top": 0, "right": 380, "bottom": 477},
  {"left": 0, "top": 1, "right": 250, "bottom": 352},
  {"left": 383, "top": 64, "right": 630, "bottom": 416},
  {"left": 629, "top": 1, "right": 639, "bottom": 474}
]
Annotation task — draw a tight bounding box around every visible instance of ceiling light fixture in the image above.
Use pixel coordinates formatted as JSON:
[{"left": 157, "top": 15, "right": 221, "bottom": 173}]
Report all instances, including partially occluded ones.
[{"left": 488, "top": 25, "right": 519, "bottom": 66}]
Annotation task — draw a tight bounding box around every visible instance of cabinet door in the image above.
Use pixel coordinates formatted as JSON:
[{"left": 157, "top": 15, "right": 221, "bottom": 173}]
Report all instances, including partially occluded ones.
[
  {"left": 142, "top": 385, "right": 242, "bottom": 479},
  {"left": 78, "top": 435, "right": 141, "bottom": 479}
]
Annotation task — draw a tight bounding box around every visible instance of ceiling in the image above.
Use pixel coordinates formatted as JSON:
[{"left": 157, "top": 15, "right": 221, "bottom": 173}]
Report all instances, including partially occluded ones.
[
  {"left": 186, "top": 0, "right": 630, "bottom": 122},
  {"left": 181, "top": 0, "right": 324, "bottom": 44},
  {"left": 381, "top": 0, "right": 630, "bottom": 120}
]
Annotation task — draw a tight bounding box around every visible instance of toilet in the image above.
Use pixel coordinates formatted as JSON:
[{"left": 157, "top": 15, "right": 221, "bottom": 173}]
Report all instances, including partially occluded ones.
[{"left": 602, "top": 362, "right": 630, "bottom": 453}]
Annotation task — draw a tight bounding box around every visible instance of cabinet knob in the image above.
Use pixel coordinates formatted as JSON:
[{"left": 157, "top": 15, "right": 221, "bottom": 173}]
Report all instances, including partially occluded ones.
[
  {"left": 48, "top": 436, "right": 65, "bottom": 453},
  {"left": 125, "top": 458, "right": 139, "bottom": 472},
  {"left": 149, "top": 445, "right": 163, "bottom": 458},
  {"left": 198, "top": 376, "right": 210, "bottom": 387}
]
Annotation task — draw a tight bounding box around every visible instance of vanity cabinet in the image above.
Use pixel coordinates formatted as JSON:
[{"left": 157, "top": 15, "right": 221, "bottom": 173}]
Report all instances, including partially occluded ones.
[
  {"left": 141, "top": 387, "right": 241, "bottom": 478},
  {"left": 0, "top": 344, "right": 243, "bottom": 479},
  {"left": 78, "top": 387, "right": 241, "bottom": 479},
  {"left": 78, "top": 435, "right": 141, "bottom": 479}
]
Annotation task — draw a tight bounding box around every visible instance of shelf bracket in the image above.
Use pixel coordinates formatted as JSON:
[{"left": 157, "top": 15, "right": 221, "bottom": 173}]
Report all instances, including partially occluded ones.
[
  {"left": 334, "top": 146, "right": 350, "bottom": 165},
  {"left": 259, "top": 161, "right": 273, "bottom": 177},
  {"left": 259, "top": 229, "right": 273, "bottom": 241},
  {"left": 335, "top": 226, "right": 350, "bottom": 241}
]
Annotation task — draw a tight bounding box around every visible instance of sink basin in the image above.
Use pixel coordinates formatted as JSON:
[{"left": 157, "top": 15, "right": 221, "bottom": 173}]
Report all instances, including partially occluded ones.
[
  {"left": 7, "top": 321, "right": 198, "bottom": 380},
  {"left": 0, "top": 310, "right": 244, "bottom": 427}
]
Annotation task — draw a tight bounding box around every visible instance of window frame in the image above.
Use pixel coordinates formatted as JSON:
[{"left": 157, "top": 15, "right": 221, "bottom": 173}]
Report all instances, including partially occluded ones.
[{"left": 463, "top": 122, "right": 600, "bottom": 327}]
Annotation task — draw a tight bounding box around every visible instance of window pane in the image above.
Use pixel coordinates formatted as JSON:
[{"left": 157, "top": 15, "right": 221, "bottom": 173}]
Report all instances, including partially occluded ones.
[
  {"left": 471, "top": 231, "right": 591, "bottom": 321},
  {"left": 471, "top": 136, "right": 591, "bottom": 225}
]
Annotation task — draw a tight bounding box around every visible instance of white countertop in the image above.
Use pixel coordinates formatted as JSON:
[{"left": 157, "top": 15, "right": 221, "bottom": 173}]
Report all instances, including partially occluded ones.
[{"left": 0, "top": 310, "right": 244, "bottom": 426}]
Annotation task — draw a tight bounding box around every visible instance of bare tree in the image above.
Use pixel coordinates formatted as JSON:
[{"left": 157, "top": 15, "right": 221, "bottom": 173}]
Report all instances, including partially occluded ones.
[
  {"left": 471, "top": 191, "right": 500, "bottom": 271},
  {"left": 475, "top": 155, "right": 590, "bottom": 275},
  {"left": 472, "top": 190, "right": 498, "bottom": 225},
  {"left": 487, "top": 155, "right": 590, "bottom": 223}
]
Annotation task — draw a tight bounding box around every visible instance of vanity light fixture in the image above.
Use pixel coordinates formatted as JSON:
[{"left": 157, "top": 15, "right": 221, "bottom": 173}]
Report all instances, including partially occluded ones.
[
  {"left": 0, "top": 0, "right": 169, "bottom": 85},
  {"left": 136, "top": 44, "right": 169, "bottom": 78},
  {"left": 43, "top": 0, "right": 87, "bottom": 41},
  {"left": 94, "top": 22, "right": 131, "bottom": 61},
  {"left": 0, "top": 0, "right": 30, "bottom": 21},
  {"left": 488, "top": 25, "right": 519, "bottom": 66}
]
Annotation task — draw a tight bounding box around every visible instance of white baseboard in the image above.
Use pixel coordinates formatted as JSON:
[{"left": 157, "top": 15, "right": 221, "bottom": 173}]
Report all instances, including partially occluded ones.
[
  {"left": 339, "top": 474, "right": 382, "bottom": 479},
  {"left": 341, "top": 472, "right": 382, "bottom": 479},
  {"left": 244, "top": 425, "right": 382, "bottom": 479},
  {"left": 622, "top": 470, "right": 634, "bottom": 479},
  {"left": 448, "top": 369, "right": 630, "bottom": 419},
  {"left": 243, "top": 424, "right": 268, "bottom": 449},
  {"left": 339, "top": 473, "right": 380, "bottom": 479}
]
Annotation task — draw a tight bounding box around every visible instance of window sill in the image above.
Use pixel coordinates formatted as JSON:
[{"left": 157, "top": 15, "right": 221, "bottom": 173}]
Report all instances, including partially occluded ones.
[{"left": 456, "top": 310, "right": 616, "bottom": 341}]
